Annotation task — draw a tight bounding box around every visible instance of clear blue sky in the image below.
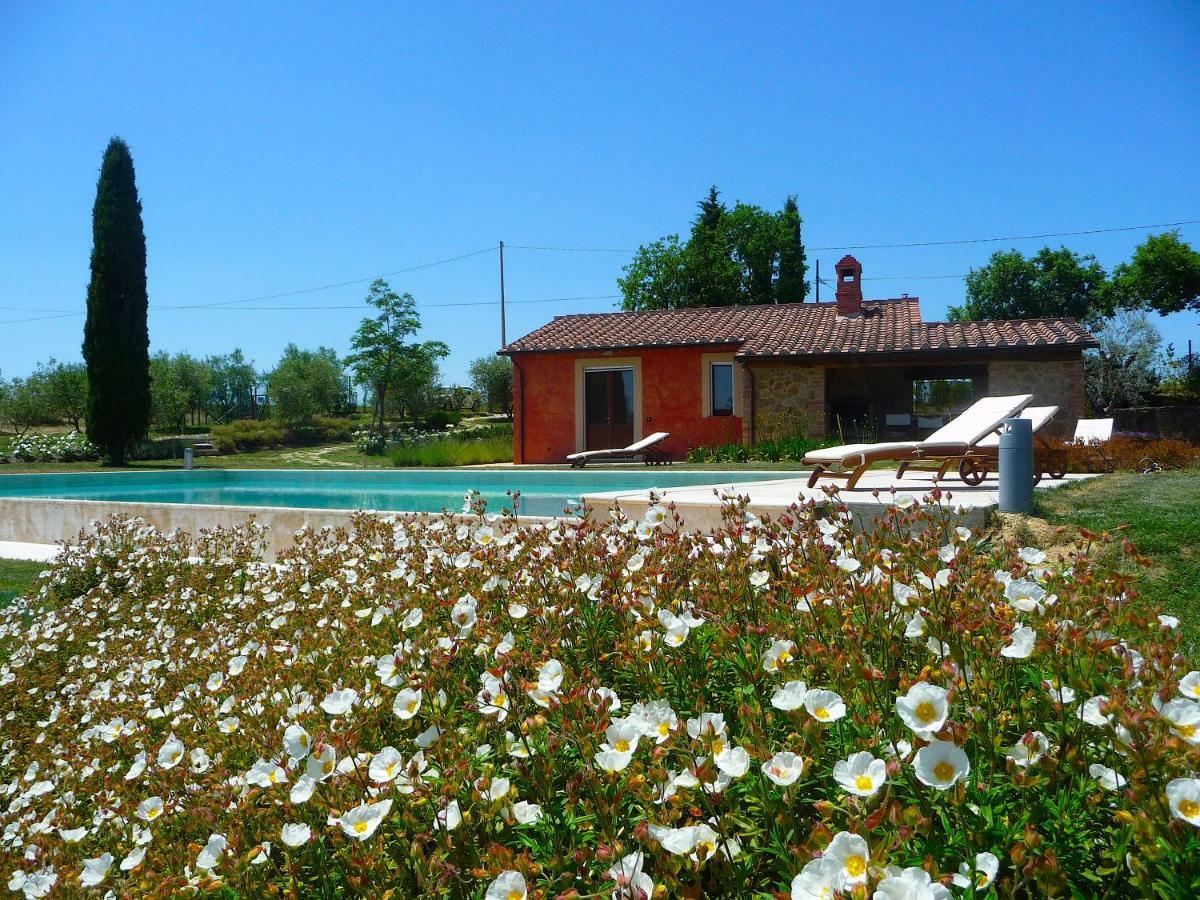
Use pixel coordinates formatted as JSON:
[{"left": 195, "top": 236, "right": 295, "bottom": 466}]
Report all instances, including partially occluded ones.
[{"left": 3, "top": 1, "right": 1199, "bottom": 385}]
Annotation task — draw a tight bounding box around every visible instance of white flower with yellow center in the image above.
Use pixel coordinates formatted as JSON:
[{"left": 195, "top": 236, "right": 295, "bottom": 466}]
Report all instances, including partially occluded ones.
[
  {"left": 896, "top": 682, "right": 949, "bottom": 738},
  {"left": 790, "top": 855, "right": 842, "bottom": 899},
  {"left": 804, "top": 689, "right": 846, "bottom": 724},
  {"left": 338, "top": 798, "right": 393, "bottom": 840},
  {"left": 762, "top": 750, "right": 805, "bottom": 786},
  {"left": 951, "top": 851, "right": 1000, "bottom": 891},
  {"left": 1166, "top": 777, "right": 1200, "bottom": 826},
  {"left": 1160, "top": 699, "right": 1200, "bottom": 745},
  {"left": 833, "top": 751, "right": 886, "bottom": 797},
  {"left": 283, "top": 724, "right": 311, "bottom": 760},
  {"left": 368, "top": 746, "right": 404, "bottom": 783},
  {"left": 306, "top": 745, "right": 337, "bottom": 782},
  {"left": 1179, "top": 671, "right": 1200, "bottom": 700},
  {"left": 393, "top": 688, "right": 422, "bottom": 720},
  {"left": 824, "top": 831, "right": 870, "bottom": 885},
  {"left": 477, "top": 673, "right": 510, "bottom": 721},
  {"left": 914, "top": 740, "right": 970, "bottom": 790},
  {"left": 762, "top": 638, "right": 797, "bottom": 673},
  {"left": 136, "top": 796, "right": 164, "bottom": 822},
  {"left": 484, "top": 869, "right": 526, "bottom": 900}
]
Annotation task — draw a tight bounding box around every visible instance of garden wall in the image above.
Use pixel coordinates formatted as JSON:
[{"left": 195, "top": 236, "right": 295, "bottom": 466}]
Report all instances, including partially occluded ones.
[
  {"left": 1113, "top": 404, "right": 1200, "bottom": 441},
  {"left": 986, "top": 355, "right": 1086, "bottom": 437}
]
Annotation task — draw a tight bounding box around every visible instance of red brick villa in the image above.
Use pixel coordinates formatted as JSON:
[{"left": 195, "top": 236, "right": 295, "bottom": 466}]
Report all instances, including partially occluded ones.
[{"left": 500, "top": 256, "right": 1098, "bottom": 465}]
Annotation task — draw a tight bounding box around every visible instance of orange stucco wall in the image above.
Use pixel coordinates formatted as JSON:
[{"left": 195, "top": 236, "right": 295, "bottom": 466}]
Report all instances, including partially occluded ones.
[{"left": 511, "top": 347, "right": 743, "bottom": 464}]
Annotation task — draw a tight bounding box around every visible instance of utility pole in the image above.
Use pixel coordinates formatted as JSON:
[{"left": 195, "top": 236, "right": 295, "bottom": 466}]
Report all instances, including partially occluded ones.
[
  {"left": 499, "top": 240, "right": 507, "bottom": 347},
  {"left": 815, "top": 259, "right": 820, "bottom": 303}
]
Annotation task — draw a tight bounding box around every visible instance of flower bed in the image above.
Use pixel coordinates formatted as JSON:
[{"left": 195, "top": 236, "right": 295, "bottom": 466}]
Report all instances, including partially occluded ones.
[
  {"left": 1, "top": 431, "right": 99, "bottom": 463},
  {"left": 1, "top": 494, "right": 1198, "bottom": 897}
]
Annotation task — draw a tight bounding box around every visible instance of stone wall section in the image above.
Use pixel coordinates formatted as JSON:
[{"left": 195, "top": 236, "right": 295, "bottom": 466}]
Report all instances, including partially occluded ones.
[
  {"left": 986, "top": 356, "right": 1086, "bottom": 436},
  {"left": 743, "top": 362, "right": 826, "bottom": 441}
]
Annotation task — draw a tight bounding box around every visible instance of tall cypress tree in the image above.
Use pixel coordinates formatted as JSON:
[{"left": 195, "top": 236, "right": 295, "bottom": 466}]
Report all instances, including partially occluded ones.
[
  {"left": 776, "top": 195, "right": 808, "bottom": 303},
  {"left": 82, "top": 137, "right": 151, "bottom": 466}
]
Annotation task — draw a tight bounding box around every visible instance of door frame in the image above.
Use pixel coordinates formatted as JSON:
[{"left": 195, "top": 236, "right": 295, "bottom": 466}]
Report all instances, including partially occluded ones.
[{"left": 574, "top": 357, "right": 642, "bottom": 453}]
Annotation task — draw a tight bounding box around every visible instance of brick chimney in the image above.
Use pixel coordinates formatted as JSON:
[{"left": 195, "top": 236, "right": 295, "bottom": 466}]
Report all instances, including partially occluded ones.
[{"left": 835, "top": 255, "right": 863, "bottom": 316}]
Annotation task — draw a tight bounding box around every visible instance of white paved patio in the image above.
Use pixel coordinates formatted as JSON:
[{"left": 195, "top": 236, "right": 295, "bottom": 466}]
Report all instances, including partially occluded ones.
[
  {"left": 582, "top": 469, "right": 1096, "bottom": 530},
  {"left": 0, "top": 541, "right": 60, "bottom": 562}
]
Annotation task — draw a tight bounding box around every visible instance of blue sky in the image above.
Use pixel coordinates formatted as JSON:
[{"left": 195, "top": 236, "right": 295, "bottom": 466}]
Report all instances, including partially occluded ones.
[{"left": 2, "top": 1, "right": 1199, "bottom": 385}]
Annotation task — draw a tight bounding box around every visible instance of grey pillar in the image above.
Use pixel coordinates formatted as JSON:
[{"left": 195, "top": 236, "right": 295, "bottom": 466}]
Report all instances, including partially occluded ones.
[{"left": 998, "top": 418, "right": 1033, "bottom": 512}]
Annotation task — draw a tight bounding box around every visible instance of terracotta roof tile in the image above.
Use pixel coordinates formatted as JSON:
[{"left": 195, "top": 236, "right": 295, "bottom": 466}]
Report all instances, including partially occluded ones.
[{"left": 501, "top": 300, "right": 1097, "bottom": 357}]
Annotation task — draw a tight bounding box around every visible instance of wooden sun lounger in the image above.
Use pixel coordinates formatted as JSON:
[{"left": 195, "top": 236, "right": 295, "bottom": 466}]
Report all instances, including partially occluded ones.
[
  {"left": 566, "top": 432, "right": 671, "bottom": 468},
  {"left": 802, "top": 394, "right": 1034, "bottom": 490},
  {"left": 896, "top": 405, "right": 1062, "bottom": 485}
]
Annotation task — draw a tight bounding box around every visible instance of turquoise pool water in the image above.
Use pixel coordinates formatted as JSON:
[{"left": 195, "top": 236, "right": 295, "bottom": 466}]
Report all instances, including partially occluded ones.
[{"left": 0, "top": 469, "right": 784, "bottom": 518}]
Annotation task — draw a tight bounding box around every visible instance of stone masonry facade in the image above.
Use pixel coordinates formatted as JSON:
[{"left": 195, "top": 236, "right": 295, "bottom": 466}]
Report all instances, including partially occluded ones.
[
  {"left": 986, "top": 357, "right": 1086, "bottom": 437},
  {"left": 741, "top": 362, "right": 827, "bottom": 442}
]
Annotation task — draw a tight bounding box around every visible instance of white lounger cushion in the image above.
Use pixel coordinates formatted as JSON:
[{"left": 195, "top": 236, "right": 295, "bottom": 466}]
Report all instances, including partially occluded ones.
[
  {"left": 1073, "top": 418, "right": 1114, "bottom": 444},
  {"left": 920, "top": 395, "right": 1033, "bottom": 446},
  {"left": 975, "top": 406, "right": 1058, "bottom": 449},
  {"left": 803, "top": 441, "right": 921, "bottom": 466},
  {"left": 566, "top": 431, "right": 669, "bottom": 461}
]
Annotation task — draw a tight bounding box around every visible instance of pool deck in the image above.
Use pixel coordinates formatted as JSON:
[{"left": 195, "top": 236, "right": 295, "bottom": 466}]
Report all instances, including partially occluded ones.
[{"left": 582, "top": 470, "right": 1096, "bottom": 529}]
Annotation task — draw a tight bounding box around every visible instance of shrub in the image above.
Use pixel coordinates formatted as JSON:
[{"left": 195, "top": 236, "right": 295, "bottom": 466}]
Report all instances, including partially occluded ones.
[
  {"left": 688, "top": 435, "right": 836, "bottom": 464},
  {"left": 2, "top": 496, "right": 1198, "bottom": 896},
  {"left": 1047, "top": 435, "right": 1200, "bottom": 472},
  {"left": 390, "top": 430, "right": 512, "bottom": 467},
  {"left": 210, "top": 419, "right": 285, "bottom": 453},
  {"left": 421, "top": 408, "right": 463, "bottom": 431},
  {"left": 2, "top": 431, "right": 100, "bottom": 463}
]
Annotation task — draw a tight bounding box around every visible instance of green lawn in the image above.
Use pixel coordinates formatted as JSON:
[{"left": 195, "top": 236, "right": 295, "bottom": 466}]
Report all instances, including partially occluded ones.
[
  {"left": 1028, "top": 470, "right": 1200, "bottom": 650},
  {"left": 0, "top": 559, "right": 45, "bottom": 608}
]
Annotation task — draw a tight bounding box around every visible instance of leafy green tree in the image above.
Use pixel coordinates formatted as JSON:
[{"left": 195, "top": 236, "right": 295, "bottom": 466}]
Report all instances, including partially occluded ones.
[
  {"left": 207, "top": 351, "right": 258, "bottom": 421},
  {"left": 468, "top": 355, "right": 513, "bottom": 416},
  {"left": 346, "top": 280, "right": 424, "bottom": 436},
  {"left": 948, "top": 247, "right": 1111, "bottom": 323},
  {"left": 0, "top": 376, "right": 50, "bottom": 437},
  {"left": 149, "top": 352, "right": 190, "bottom": 433},
  {"left": 1085, "top": 310, "right": 1163, "bottom": 412},
  {"left": 617, "top": 235, "right": 691, "bottom": 310},
  {"left": 82, "top": 137, "right": 151, "bottom": 465},
  {"left": 619, "top": 187, "right": 809, "bottom": 310},
  {"left": 1110, "top": 231, "right": 1200, "bottom": 314},
  {"left": 36, "top": 360, "right": 88, "bottom": 431},
  {"left": 388, "top": 343, "right": 450, "bottom": 424},
  {"left": 267, "top": 345, "right": 344, "bottom": 428}
]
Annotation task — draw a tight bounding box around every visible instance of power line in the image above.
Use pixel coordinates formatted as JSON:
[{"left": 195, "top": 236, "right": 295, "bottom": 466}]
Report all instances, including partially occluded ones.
[
  {"left": 809, "top": 219, "right": 1200, "bottom": 251},
  {"left": 508, "top": 218, "right": 1199, "bottom": 255},
  {"left": 165, "top": 294, "right": 620, "bottom": 312},
  {"left": 0, "top": 294, "right": 618, "bottom": 325},
  {"left": 188, "top": 246, "right": 497, "bottom": 309}
]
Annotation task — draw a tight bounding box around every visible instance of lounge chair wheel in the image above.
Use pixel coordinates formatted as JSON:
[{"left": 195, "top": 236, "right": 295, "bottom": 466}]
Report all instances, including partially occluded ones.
[{"left": 958, "top": 459, "right": 987, "bottom": 486}]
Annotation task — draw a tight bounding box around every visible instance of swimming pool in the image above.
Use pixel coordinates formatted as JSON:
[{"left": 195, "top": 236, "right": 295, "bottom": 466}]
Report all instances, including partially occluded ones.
[{"left": 0, "top": 469, "right": 786, "bottom": 518}]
